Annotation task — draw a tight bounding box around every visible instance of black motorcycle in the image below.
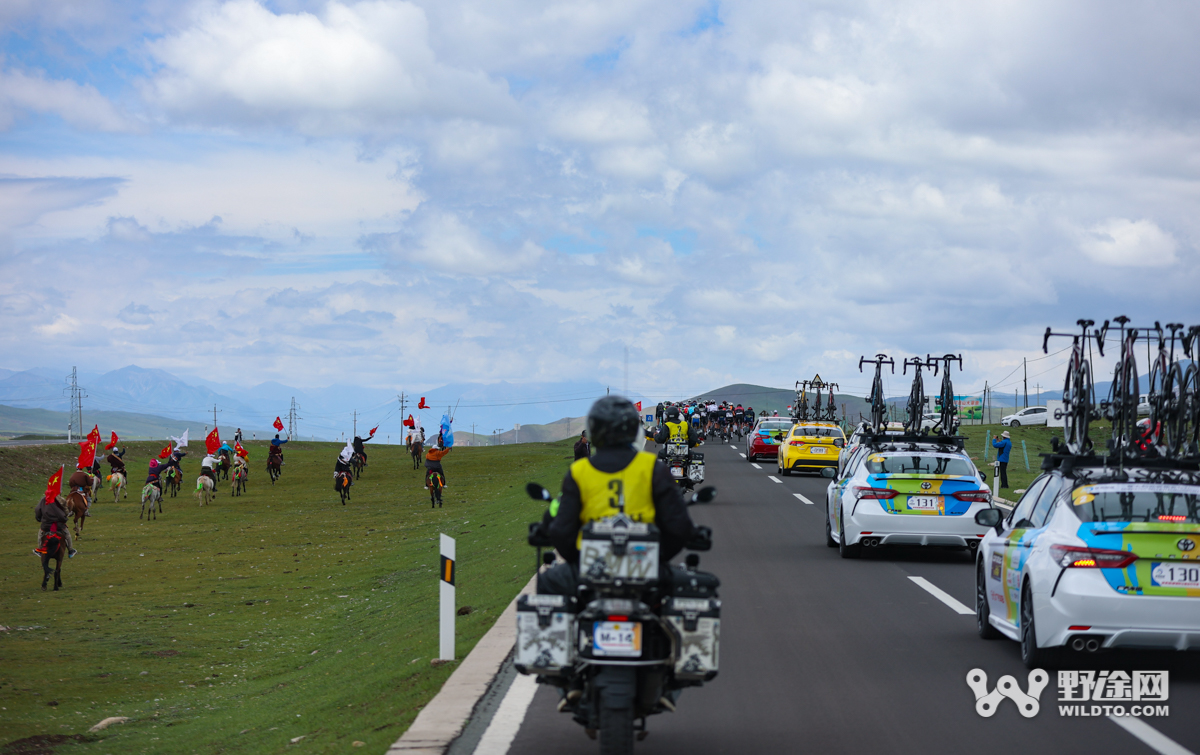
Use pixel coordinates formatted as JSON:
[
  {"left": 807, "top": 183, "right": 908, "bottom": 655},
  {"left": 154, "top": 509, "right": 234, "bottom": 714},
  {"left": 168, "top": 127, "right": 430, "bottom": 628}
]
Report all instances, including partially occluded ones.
[{"left": 519, "top": 485, "right": 719, "bottom": 754}]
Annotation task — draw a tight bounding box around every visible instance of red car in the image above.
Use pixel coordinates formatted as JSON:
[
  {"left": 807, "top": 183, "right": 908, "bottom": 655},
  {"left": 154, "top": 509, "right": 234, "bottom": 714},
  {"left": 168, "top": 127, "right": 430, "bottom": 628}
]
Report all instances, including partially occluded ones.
[{"left": 745, "top": 417, "right": 794, "bottom": 461}]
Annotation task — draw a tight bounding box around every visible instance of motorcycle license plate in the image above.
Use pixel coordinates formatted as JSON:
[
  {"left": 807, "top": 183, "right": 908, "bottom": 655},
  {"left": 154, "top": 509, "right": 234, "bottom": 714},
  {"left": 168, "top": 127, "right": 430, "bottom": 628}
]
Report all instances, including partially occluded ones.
[
  {"left": 1151, "top": 563, "right": 1200, "bottom": 588},
  {"left": 907, "top": 496, "right": 941, "bottom": 510},
  {"left": 807, "top": 446, "right": 827, "bottom": 454},
  {"left": 593, "top": 622, "right": 642, "bottom": 656},
  {"left": 670, "top": 466, "right": 684, "bottom": 478}
]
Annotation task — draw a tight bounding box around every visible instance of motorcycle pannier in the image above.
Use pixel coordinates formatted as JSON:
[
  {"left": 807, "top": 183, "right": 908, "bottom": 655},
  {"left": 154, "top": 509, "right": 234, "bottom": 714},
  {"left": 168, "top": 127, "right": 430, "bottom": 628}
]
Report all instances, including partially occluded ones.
[
  {"left": 579, "top": 519, "right": 660, "bottom": 586},
  {"left": 665, "top": 441, "right": 689, "bottom": 458},
  {"left": 663, "top": 596, "right": 720, "bottom": 681},
  {"left": 687, "top": 451, "right": 705, "bottom": 483},
  {"left": 515, "top": 594, "right": 576, "bottom": 675}
]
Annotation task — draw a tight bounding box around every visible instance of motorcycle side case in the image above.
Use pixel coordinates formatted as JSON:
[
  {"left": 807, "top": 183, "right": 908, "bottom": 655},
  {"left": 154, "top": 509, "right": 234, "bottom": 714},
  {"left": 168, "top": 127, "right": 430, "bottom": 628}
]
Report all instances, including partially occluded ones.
[
  {"left": 671, "top": 567, "right": 720, "bottom": 599},
  {"left": 687, "top": 452, "right": 705, "bottom": 483},
  {"left": 663, "top": 596, "right": 720, "bottom": 681},
  {"left": 579, "top": 520, "right": 661, "bottom": 586},
  {"left": 514, "top": 594, "right": 577, "bottom": 676}
]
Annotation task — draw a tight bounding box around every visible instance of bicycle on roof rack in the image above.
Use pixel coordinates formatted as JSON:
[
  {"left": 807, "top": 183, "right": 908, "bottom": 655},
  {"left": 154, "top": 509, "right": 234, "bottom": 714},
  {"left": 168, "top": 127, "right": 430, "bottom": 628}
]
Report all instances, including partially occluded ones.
[
  {"left": 1145, "top": 322, "right": 1187, "bottom": 456},
  {"left": 1181, "top": 325, "right": 1200, "bottom": 456},
  {"left": 925, "top": 354, "right": 962, "bottom": 436},
  {"left": 901, "top": 357, "right": 929, "bottom": 435},
  {"left": 1098, "top": 315, "right": 1149, "bottom": 455},
  {"left": 820, "top": 381, "right": 840, "bottom": 422},
  {"left": 1043, "top": 319, "right": 1103, "bottom": 455},
  {"left": 858, "top": 354, "right": 894, "bottom": 432},
  {"left": 794, "top": 380, "right": 809, "bottom": 421}
]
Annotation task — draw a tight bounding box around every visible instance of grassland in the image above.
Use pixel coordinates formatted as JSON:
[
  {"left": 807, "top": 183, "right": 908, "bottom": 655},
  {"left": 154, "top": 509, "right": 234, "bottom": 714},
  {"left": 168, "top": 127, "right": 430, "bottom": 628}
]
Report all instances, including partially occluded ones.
[
  {"left": 956, "top": 420, "right": 1117, "bottom": 495},
  {"left": 0, "top": 438, "right": 576, "bottom": 754}
]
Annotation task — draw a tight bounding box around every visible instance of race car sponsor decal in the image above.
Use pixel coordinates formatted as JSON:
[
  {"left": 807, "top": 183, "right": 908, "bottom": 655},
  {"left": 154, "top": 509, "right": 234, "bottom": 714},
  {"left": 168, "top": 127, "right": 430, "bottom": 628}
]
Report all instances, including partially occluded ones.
[
  {"left": 991, "top": 552, "right": 1003, "bottom": 581},
  {"left": 1076, "top": 522, "right": 1200, "bottom": 598}
]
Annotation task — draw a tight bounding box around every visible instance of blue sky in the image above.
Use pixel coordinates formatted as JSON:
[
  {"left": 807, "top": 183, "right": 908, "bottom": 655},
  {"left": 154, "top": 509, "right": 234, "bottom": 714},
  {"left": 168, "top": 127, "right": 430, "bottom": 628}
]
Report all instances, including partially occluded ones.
[{"left": 2, "top": 0, "right": 1199, "bottom": 403}]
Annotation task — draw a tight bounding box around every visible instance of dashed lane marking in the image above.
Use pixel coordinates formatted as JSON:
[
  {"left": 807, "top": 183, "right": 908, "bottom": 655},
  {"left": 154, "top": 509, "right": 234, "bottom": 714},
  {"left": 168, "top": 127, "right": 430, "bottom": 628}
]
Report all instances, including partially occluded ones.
[
  {"left": 751, "top": 463, "right": 762, "bottom": 470},
  {"left": 738, "top": 453, "right": 746, "bottom": 458},
  {"left": 793, "top": 493, "right": 815, "bottom": 505},
  {"left": 1109, "top": 713, "right": 1195, "bottom": 755},
  {"left": 907, "top": 576, "right": 973, "bottom": 615},
  {"left": 768, "top": 476, "right": 782, "bottom": 484}
]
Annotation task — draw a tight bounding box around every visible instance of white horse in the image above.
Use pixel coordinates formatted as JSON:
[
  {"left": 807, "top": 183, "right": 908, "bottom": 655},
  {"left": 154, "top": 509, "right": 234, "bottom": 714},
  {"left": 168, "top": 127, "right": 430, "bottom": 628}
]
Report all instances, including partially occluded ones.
[
  {"left": 140, "top": 483, "right": 162, "bottom": 520},
  {"left": 195, "top": 476, "right": 215, "bottom": 506},
  {"left": 88, "top": 474, "right": 103, "bottom": 506},
  {"left": 108, "top": 472, "right": 127, "bottom": 502}
]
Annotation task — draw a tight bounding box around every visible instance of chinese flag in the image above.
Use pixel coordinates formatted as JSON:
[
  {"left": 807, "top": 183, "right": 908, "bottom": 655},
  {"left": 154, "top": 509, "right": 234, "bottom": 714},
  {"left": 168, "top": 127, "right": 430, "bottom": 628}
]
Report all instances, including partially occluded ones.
[
  {"left": 77, "top": 439, "right": 97, "bottom": 469},
  {"left": 105, "top": 431, "right": 119, "bottom": 450},
  {"left": 368, "top": 426, "right": 377, "bottom": 437},
  {"left": 159, "top": 444, "right": 172, "bottom": 459},
  {"left": 636, "top": 401, "right": 642, "bottom": 412},
  {"left": 273, "top": 417, "right": 284, "bottom": 432},
  {"left": 403, "top": 415, "right": 415, "bottom": 428},
  {"left": 417, "top": 397, "right": 428, "bottom": 409},
  {"left": 235, "top": 441, "right": 248, "bottom": 458},
  {"left": 87, "top": 425, "right": 101, "bottom": 445},
  {"left": 45, "top": 466, "right": 63, "bottom": 503},
  {"left": 206, "top": 427, "right": 221, "bottom": 454}
]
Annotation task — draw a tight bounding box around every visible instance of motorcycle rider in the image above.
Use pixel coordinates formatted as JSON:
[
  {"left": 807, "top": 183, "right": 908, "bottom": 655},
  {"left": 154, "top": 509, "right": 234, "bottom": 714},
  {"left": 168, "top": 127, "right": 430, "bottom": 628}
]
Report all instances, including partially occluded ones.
[{"left": 654, "top": 405, "right": 699, "bottom": 458}]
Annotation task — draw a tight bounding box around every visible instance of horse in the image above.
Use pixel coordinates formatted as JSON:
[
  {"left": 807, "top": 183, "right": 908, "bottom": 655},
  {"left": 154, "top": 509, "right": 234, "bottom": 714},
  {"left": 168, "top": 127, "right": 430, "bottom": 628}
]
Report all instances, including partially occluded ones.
[
  {"left": 108, "top": 472, "right": 127, "bottom": 503},
  {"left": 63, "top": 491, "right": 88, "bottom": 539},
  {"left": 267, "top": 454, "right": 281, "bottom": 484},
  {"left": 40, "top": 523, "right": 65, "bottom": 591},
  {"left": 162, "top": 466, "right": 181, "bottom": 498},
  {"left": 409, "top": 438, "right": 424, "bottom": 470},
  {"left": 426, "top": 468, "right": 445, "bottom": 509},
  {"left": 87, "top": 474, "right": 103, "bottom": 506},
  {"left": 140, "top": 483, "right": 162, "bottom": 520},
  {"left": 334, "top": 471, "right": 352, "bottom": 505},
  {"left": 351, "top": 452, "right": 365, "bottom": 480},
  {"left": 216, "top": 453, "right": 231, "bottom": 481},
  {"left": 231, "top": 461, "right": 247, "bottom": 496},
  {"left": 195, "top": 476, "right": 215, "bottom": 506}
]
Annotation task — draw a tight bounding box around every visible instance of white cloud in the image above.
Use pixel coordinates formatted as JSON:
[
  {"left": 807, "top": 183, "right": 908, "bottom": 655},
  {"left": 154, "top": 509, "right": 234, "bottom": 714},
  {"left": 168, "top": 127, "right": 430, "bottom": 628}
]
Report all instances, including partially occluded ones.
[
  {"left": 0, "top": 68, "right": 133, "bottom": 132},
  {"left": 1080, "top": 218, "right": 1178, "bottom": 267}
]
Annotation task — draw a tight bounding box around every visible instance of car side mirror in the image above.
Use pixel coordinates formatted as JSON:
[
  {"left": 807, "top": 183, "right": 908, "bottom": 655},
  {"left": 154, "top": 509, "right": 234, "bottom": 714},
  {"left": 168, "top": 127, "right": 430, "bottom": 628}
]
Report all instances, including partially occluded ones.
[
  {"left": 820, "top": 467, "right": 836, "bottom": 478},
  {"left": 974, "top": 508, "right": 1002, "bottom": 531},
  {"left": 979, "top": 471, "right": 987, "bottom": 482},
  {"left": 833, "top": 438, "right": 844, "bottom": 448}
]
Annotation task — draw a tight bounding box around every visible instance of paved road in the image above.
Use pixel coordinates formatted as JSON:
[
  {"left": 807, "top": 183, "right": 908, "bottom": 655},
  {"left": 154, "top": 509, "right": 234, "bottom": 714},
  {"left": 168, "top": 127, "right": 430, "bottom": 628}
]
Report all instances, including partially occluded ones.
[
  {"left": 0, "top": 438, "right": 74, "bottom": 447},
  {"left": 494, "top": 440, "right": 1199, "bottom": 755}
]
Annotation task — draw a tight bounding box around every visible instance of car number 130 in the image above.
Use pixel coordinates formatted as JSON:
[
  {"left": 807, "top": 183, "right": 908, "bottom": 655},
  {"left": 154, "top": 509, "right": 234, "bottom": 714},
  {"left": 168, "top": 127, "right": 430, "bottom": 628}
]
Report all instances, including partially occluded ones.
[{"left": 1151, "top": 562, "right": 1200, "bottom": 588}]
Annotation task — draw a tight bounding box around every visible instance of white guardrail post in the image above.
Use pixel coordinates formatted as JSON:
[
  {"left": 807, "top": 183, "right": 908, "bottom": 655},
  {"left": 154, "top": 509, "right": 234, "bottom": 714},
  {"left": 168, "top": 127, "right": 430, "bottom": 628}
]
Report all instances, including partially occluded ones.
[
  {"left": 440, "top": 533, "right": 456, "bottom": 660},
  {"left": 992, "top": 461, "right": 1001, "bottom": 499}
]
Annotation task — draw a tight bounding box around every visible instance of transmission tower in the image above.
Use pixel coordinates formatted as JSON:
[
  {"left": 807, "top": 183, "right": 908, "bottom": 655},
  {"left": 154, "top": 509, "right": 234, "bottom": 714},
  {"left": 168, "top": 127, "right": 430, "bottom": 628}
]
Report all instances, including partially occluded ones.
[
  {"left": 63, "top": 367, "right": 87, "bottom": 441},
  {"left": 288, "top": 397, "right": 301, "bottom": 437}
]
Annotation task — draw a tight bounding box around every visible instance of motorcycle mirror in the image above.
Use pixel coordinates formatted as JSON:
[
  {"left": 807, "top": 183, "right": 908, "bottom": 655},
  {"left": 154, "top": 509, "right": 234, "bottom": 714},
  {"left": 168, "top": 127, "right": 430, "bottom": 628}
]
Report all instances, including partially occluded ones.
[
  {"left": 525, "top": 482, "right": 551, "bottom": 501},
  {"left": 693, "top": 486, "right": 717, "bottom": 504},
  {"left": 685, "top": 553, "right": 700, "bottom": 569},
  {"left": 820, "top": 467, "right": 835, "bottom": 478},
  {"left": 974, "top": 508, "right": 1002, "bottom": 530}
]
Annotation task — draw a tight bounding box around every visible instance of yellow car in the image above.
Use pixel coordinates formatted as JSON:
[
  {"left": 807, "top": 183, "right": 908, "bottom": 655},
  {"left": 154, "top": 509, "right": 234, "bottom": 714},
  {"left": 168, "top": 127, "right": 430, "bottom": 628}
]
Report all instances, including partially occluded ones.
[{"left": 777, "top": 422, "right": 846, "bottom": 476}]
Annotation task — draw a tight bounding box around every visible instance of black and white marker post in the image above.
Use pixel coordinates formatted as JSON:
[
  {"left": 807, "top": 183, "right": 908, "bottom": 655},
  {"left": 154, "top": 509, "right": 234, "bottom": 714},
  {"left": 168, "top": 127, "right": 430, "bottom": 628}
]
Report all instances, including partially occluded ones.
[{"left": 439, "top": 533, "right": 455, "bottom": 660}]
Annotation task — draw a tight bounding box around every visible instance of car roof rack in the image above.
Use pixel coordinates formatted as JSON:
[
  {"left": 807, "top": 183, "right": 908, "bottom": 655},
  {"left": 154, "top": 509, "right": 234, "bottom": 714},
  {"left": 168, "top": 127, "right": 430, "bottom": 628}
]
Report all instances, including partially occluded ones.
[
  {"left": 859, "top": 432, "right": 967, "bottom": 452},
  {"left": 1040, "top": 449, "right": 1200, "bottom": 478}
]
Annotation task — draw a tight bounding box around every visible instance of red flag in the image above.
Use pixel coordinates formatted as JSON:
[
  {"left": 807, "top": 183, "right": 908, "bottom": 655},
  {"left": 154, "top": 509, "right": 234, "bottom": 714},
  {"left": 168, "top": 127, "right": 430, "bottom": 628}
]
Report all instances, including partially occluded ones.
[
  {"left": 403, "top": 415, "right": 415, "bottom": 428},
  {"left": 76, "top": 439, "right": 97, "bottom": 469},
  {"left": 87, "top": 425, "right": 100, "bottom": 445},
  {"left": 635, "top": 401, "right": 642, "bottom": 412},
  {"left": 104, "top": 431, "right": 119, "bottom": 450},
  {"left": 417, "top": 397, "right": 427, "bottom": 409},
  {"left": 206, "top": 427, "right": 221, "bottom": 454},
  {"left": 273, "top": 416, "right": 284, "bottom": 432},
  {"left": 368, "top": 426, "right": 377, "bottom": 437},
  {"left": 45, "top": 466, "right": 63, "bottom": 503},
  {"left": 235, "top": 441, "right": 248, "bottom": 458},
  {"left": 159, "top": 444, "right": 172, "bottom": 459}
]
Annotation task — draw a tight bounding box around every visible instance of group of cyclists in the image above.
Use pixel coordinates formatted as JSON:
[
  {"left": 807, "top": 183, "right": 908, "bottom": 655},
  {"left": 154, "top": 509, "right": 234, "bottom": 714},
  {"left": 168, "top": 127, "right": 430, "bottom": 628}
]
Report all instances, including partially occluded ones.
[{"left": 654, "top": 399, "right": 763, "bottom": 441}]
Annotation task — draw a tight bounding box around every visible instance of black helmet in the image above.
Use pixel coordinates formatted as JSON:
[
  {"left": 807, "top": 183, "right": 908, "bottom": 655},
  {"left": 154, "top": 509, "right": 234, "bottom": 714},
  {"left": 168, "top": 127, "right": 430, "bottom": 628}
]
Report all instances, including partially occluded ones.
[
  {"left": 665, "top": 406, "right": 681, "bottom": 422},
  {"left": 586, "top": 396, "right": 640, "bottom": 448}
]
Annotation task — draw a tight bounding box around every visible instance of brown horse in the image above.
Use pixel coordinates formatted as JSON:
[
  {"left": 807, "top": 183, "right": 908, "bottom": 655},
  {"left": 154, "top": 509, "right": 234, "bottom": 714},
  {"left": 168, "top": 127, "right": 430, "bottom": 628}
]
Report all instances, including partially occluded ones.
[
  {"left": 409, "top": 437, "right": 424, "bottom": 470},
  {"left": 63, "top": 491, "right": 88, "bottom": 539},
  {"left": 40, "top": 523, "right": 65, "bottom": 591}
]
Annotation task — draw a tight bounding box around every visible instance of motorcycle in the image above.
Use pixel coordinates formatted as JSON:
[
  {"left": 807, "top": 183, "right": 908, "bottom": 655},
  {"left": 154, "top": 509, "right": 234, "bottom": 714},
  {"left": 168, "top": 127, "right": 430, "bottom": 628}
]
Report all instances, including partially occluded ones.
[
  {"left": 519, "top": 484, "right": 719, "bottom": 755},
  {"left": 662, "top": 439, "right": 704, "bottom": 491}
]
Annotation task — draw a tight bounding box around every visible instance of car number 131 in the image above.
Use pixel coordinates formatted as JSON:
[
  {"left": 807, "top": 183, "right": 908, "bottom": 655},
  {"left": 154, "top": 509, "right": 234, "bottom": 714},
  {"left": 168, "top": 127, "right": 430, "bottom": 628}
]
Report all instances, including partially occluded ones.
[{"left": 907, "top": 496, "right": 941, "bottom": 510}]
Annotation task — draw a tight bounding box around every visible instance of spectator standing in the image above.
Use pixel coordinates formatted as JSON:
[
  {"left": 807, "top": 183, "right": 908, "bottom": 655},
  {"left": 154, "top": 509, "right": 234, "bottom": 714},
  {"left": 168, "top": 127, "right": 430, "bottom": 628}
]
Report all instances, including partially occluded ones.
[
  {"left": 992, "top": 430, "right": 1013, "bottom": 488},
  {"left": 574, "top": 431, "right": 591, "bottom": 460}
]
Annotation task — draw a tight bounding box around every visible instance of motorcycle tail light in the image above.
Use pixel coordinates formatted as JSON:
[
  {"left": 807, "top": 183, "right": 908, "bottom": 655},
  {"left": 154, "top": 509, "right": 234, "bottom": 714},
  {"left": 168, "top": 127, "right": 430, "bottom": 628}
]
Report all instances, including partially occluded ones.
[
  {"left": 953, "top": 490, "right": 992, "bottom": 502},
  {"left": 854, "top": 486, "right": 898, "bottom": 500},
  {"left": 607, "top": 615, "right": 629, "bottom": 621},
  {"left": 1049, "top": 544, "right": 1138, "bottom": 569}
]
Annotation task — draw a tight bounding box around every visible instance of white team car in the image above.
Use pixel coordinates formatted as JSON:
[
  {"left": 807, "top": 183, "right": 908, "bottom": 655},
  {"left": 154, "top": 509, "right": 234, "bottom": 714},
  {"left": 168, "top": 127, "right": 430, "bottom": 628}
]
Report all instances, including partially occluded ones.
[
  {"left": 825, "top": 436, "right": 993, "bottom": 558},
  {"left": 974, "top": 458, "right": 1200, "bottom": 668}
]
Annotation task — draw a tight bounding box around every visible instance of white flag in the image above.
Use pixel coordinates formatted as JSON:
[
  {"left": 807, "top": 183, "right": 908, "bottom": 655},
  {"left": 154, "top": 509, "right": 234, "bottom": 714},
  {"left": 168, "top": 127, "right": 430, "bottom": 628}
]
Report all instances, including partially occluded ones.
[{"left": 170, "top": 428, "right": 189, "bottom": 448}]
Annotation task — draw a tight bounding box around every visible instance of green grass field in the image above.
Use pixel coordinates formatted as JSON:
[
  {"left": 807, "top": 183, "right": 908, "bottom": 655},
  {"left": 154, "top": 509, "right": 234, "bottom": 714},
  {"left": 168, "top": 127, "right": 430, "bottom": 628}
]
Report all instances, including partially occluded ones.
[
  {"left": 0, "top": 439, "right": 575, "bottom": 753},
  {"left": 957, "top": 421, "right": 1117, "bottom": 495}
]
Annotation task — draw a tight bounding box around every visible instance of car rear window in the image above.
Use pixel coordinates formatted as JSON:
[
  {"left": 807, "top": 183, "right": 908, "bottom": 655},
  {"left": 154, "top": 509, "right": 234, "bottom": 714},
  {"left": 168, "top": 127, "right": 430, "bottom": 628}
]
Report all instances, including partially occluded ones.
[
  {"left": 792, "top": 425, "right": 842, "bottom": 438},
  {"left": 758, "top": 422, "right": 791, "bottom": 433},
  {"left": 865, "top": 453, "right": 975, "bottom": 476},
  {"left": 1071, "top": 483, "right": 1200, "bottom": 524}
]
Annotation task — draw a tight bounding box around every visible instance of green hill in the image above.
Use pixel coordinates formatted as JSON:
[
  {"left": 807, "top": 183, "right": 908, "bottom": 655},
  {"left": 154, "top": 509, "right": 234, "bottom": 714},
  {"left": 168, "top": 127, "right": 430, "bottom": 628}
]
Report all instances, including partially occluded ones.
[{"left": 0, "top": 404, "right": 206, "bottom": 440}]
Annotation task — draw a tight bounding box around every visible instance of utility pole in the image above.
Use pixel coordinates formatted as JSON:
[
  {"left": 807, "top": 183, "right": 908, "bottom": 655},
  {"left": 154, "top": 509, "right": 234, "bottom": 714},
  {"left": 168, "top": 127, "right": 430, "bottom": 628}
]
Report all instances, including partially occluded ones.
[
  {"left": 212, "top": 404, "right": 222, "bottom": 433},
  {"left": 1035, "top": 383, "right": 1041, "bottom": 405},
  {"left": 1023, "top": 358, "right": 1028, "bottom": 408},
  {"left": 288, "top": 397, "right": 300, "bottom": 437},
  {"left": 397, "top": 392, "right": 407, "bottom": 430},
  {"left": 515, "top": 423, "right": 520, "bottom": 444},
  {"left": 984, "top": 381, "right": 989, "bottom": 425},
  {"left": 353, "top": 410, "right": 357, "bottom": 437},
  {"left": 624, "top": 346, "right": 628, "bottom": 396}
]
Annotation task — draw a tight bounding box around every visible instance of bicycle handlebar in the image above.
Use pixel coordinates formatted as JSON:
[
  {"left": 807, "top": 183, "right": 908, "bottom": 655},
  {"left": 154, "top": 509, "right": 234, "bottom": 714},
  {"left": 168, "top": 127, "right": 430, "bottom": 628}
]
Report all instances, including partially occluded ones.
[{"left": 858, "top": 354, "right": 895, "bottom": 373}]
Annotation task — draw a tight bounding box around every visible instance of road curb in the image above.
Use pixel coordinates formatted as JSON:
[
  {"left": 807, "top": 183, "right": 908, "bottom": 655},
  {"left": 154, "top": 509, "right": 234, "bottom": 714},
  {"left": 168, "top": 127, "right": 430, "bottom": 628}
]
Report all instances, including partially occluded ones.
[{"left": 387, "top": 575, "right": 536, "bottom": 754}]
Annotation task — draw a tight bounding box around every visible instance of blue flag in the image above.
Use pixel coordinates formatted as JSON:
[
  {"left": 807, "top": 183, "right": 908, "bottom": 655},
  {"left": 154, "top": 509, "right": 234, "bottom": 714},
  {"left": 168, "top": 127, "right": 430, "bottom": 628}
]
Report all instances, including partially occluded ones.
[{"left": 440, "top": 414, "right": 454, "bottom": 448}]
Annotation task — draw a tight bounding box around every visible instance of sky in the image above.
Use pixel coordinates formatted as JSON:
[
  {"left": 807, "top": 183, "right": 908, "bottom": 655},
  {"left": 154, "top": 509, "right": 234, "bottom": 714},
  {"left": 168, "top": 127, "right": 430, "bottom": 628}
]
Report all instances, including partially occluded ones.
[{"left": 2, "top": 0, "right": 1199, "bottom": 404}]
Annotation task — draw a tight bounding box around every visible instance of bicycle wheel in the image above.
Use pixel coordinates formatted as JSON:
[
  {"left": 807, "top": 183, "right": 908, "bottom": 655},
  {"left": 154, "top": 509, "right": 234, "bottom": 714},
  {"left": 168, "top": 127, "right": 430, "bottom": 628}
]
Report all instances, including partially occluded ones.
[
  {"left": 1161, "top": 362, "right": 1186, "bottom": 456},
  {"left": 1183, "top": 363, "right": 1200, "bottom": 455},
  {"left": 1111, "top": 355, "right": 1139, "bottom": 450},
  {"left": 1064, "top": 357, "right": 1093, "bottom": 454},
  {"left": 906, "top": 373, "right": 924, "bottom": 433},
  {"left": 939, "top": 373, "right": 956, "bottom": 434},
  {"left": 870, "top": 376, "right": 885, "bottom": 431}
]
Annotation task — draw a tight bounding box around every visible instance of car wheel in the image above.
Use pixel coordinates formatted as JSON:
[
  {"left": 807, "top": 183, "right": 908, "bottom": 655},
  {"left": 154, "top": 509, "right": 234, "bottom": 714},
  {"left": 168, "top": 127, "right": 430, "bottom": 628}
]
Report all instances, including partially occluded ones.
[
  {"left": 825, "top": 504, "right": 837, "bottom": 548},
  {"left": 976, "top": 562, "right": 1001, "bottom": 640},
  {"left": 747, "top": 452, "right": 754, "bottom": 463},
  {"left": 780, "top": 464, "right": 790, "bottom": 476},
  {"left": 1019, "top": 583, "right": 1057, "bottom": 669},
  {"left": 1011, "top": 420, "right": 1021, "bottom": 427},
  {"left": 838, "top": 508, "right": 861, "bottom": 559}
]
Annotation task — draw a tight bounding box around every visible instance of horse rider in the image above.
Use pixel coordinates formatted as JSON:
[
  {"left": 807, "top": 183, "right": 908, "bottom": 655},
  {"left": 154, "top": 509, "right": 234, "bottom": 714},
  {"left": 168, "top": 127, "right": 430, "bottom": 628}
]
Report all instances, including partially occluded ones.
[
  {"left": 267, "top": 440, "right": 284, "bottom": 468},
  {"left": 335, "top": 443, "right": 354, "bottom": 477},
  {"left": 34, "top": 493, "right": 77, "bottom": 558},
  {"left": 271, "top": 433, "right": 289, "bottom": 449},
  {"left": 106, "top": 447, "right": 127, "bottom": 479},
  {"left": 234, "top": 428, "right": 243, "bottom": 444},
  {"left": 68, "top": 467, "right": 94, "bottom": 517},
  {"left": 352, "top": 434, "right": 371, "bottom": 465},
  {"left": 425, "top": 441, "right": 451, "bottom": 488},
  {"left": 200, "top": 452, "right": 218, "bottom": 486},
  {"left": 146, "top": 457, "right": 171, "bottom": 495}
]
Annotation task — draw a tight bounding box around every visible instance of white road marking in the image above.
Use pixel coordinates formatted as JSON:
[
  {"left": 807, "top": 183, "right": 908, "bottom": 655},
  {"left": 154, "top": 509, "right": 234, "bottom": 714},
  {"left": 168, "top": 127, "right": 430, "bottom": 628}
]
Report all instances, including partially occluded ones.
[
  {"left": 907, "top": 576, "right": 973, "bottom": 615},
  {"left": 1109, "top": 714, "right": 1195, "bottom": 755},
  {"left": 768, "top": 475, "right": 782, "bottom": 484},
  {"left": 472, "top": 672, "right": 539, "bottom": 755},
  {"left": 739, "top": 453, "right": 746, "bottom": 458},
  {"left": 793, "top": 493, "right": 815, "bottom": 505},
  {"left": 729, "top": 445, "right": 737, "bottom": 449},
  {"left": 751, "top": 463, "right": 762, "bottom": 469}
]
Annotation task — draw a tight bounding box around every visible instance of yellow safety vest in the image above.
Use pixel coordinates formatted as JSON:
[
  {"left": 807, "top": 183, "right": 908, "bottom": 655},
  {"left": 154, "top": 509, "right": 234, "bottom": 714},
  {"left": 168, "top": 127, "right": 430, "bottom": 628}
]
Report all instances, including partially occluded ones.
[
  {"left": 570, "top": 452, "right": 657, "bottom": 548},
  {"left": 666, "top": 421, "right": 689, "bottom": 442}
]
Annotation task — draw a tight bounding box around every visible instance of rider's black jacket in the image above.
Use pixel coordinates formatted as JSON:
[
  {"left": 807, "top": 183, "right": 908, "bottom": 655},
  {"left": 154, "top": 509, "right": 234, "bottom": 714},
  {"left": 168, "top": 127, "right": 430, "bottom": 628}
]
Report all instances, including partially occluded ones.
[
  {"left": 335, "top": 459, "right": 352, "bottom": 475},
  {"left": 548, "top": 446, "right": 695, "bottom": 565}
]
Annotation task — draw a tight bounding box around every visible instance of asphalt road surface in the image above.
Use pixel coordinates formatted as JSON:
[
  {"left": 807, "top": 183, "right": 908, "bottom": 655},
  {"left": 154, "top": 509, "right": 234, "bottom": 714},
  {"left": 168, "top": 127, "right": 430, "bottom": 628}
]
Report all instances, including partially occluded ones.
[{"left": 496, "top": 440, "right": 1199, "bottom": 755}]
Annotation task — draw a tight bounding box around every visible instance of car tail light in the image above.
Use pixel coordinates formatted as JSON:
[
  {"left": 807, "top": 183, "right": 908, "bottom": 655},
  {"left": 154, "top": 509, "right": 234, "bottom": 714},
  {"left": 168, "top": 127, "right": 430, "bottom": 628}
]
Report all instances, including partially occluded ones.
[
  {"left": 788, "top": 440, "right": 805, "bottom": 446},
  {"left": 953, "top": 490, "right": 992, "bottom": 503},
  {"left": 1068, "top": 625, "right": 1091, "bottom": 631},
  {"left": 607, "top": 615, "right": 629, "bottom": 621},
  {"left": 1049, "top": 544, "right": 1138, "bottom": 569},
  {"left": 854, "top": 486, "right": 898, "bottom": 500}
]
